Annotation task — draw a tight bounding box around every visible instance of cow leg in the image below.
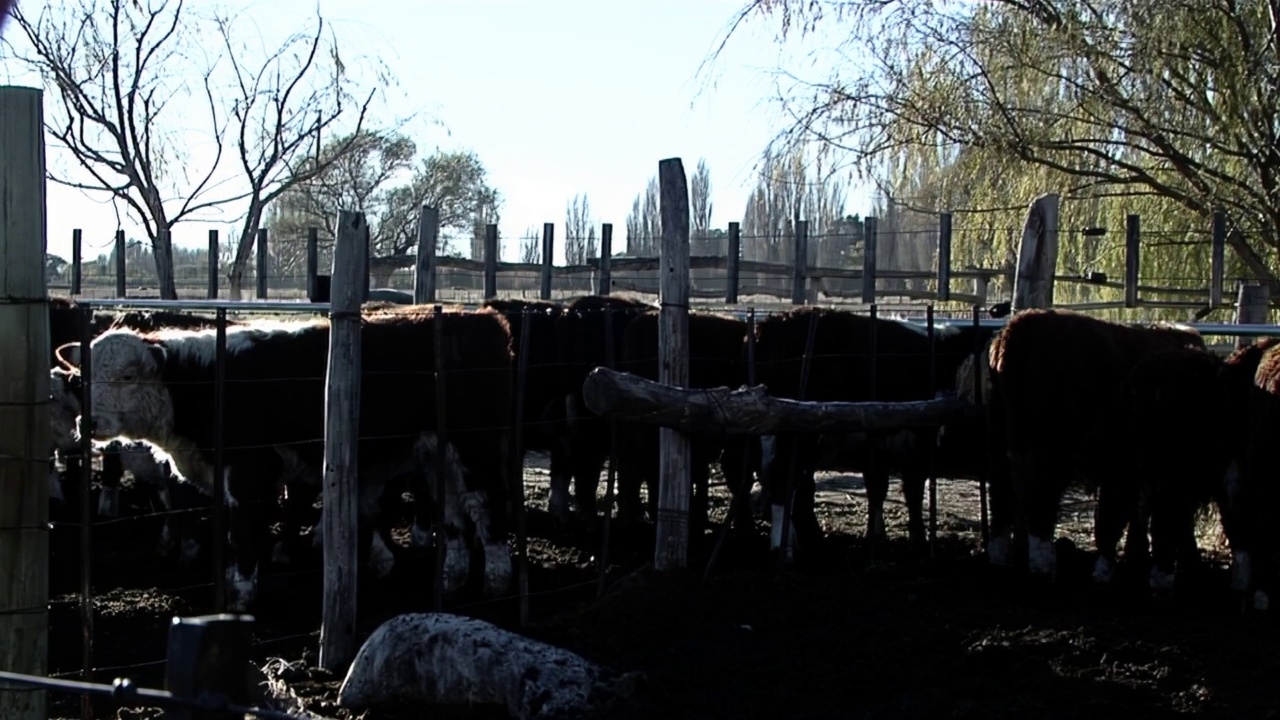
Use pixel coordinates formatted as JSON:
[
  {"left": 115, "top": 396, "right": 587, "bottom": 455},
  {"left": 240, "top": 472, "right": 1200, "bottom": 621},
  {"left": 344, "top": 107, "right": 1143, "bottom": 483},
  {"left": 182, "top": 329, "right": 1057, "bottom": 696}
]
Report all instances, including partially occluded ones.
[
  {"left": 360, "top": 473, "right": 396, "bottom": 580},
  {"left": 1147, "top": 485, "right": 1198, "bottom": 594},
  {"left": 417, "top": 435, "right": 472, "bottom": 595},
  {"left": 986, "top": 452, "right": 1017, "bottom": 569},
  {"left": 98, "top": 446, "right": 124, "bottom": 519},
  {"left": 1092, "top": 476, "right": 1139, "bottom": 584},
  {"left": 547, "top": 441, "right": 574, "bottom": 524},
  {"left": 901, "top": 468, "right": 928, "bottom": 554},
  {"left": 791, "top": 471, "right": 822, "bottom": 554},
  {"left": 571, "top": 448, "right": 606, "bottom": 524},
  {"left": 719, "top": 438, "right": 756, "bottom": 538},
  {"left": 1013, "top": 451, "right": 1064, "bottom": 580},
  {"left": 1123, "top": 489, "right": 1152, "bottom": 564},
  {"left": 224, "top": 488, "right": 266, "bottom": 612},
  {"left": 155, "top": 483, "right": 175, "bottom": 558},
  {"left": 864, "top": 467, "right": 890, "bottom": 544},
  {"left": 691, "top": 460, "right": 712, "bottom": 532}
]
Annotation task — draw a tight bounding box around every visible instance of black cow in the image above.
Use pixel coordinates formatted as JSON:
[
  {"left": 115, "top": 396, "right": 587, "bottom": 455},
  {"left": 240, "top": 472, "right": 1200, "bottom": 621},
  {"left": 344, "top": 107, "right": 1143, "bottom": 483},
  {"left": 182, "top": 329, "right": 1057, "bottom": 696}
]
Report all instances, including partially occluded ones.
[
  {"left": 986, "top": 309, "right": 1205, "bottom": 582},
  {"left": 614, "top": 310, "right": 750, "bottom": 529},
  {"left": 1120, "top": 345, "right": 1237, "bottom": 593},
  {"left": 57, "top": 305, "right": 515, "bottom": 611},
  {"left": 553, "top": 295, "right": 652, "bottom": 523},
  {"left": 480, "top": 299, "right": 577, "bottom": 520},
  {"left": 752, "top": 307, "right": 996, "bottom": 562}
]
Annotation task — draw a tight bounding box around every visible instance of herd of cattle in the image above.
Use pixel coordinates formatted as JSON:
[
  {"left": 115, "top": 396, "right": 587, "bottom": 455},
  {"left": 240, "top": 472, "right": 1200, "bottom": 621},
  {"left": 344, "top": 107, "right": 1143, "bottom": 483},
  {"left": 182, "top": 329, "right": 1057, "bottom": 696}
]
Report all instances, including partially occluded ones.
[{"left": 38, "top": 294, "right": 1280, "bottom": 613}]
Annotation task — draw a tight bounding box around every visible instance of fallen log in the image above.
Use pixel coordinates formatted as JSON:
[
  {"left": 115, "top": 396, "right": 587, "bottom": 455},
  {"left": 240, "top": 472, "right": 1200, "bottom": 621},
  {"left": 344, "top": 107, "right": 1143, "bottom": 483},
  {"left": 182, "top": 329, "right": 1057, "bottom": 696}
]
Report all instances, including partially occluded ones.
[{"left": 582, "top": 366, "right": 978, "bottom": 436}]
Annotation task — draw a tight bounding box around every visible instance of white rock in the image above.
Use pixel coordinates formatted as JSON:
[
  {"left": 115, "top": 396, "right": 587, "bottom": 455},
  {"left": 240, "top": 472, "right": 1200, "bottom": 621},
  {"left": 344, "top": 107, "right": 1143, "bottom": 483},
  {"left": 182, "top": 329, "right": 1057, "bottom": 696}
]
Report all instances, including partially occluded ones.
[{"left": 338, "top": 613, "right": 644, "bottom": 719}]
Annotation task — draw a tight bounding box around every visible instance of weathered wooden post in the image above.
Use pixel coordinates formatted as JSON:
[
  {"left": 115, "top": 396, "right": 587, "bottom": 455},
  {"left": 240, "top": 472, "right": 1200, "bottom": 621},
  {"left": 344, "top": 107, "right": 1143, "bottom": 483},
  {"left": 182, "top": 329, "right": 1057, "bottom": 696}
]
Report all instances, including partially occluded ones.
[
  {"left": 483, "top": 223, "right": 499, "bottom": 300},
  {"left": 414, "top": 205, "right": 439, "bottom": 304},
  {"left": 318, "top": 209, "right": 367, "bottom": 671},
  {"left": 597, "top": 223, "right": 612, "bottom": 296},
  {"left": 71, "top": 228, "right": 82, "bottom": 295},
  {"left": 1011, "top": 193, "right": 1061, "bottom": 311},
  {"left": 1124, "top": 214, "right": 1140, "bottom": 309},
  {"left": 792, "top": 220, "right": 808, "bottom": 305},
  {"left": 654, "top": 157, "right": 692, "bottom": 572},
  {"left": 936, "top": 212, "right": 952, "bottom": 302},
  {"left": 726, "top": 222, "right": 741, "bottom": 304},
  {"left": 861, "top": 217, "right": 878, "bottom": 304},
  {"left": 0, "top": 84, "right": 51, "bottom": 720},
  {"left": 1234, "top": 282, "right": 1271, "bottom": 350},
  {"left": 1210, "top": 210, "right": 1226, "bottom": 308},
  {"left": 114, "top": 229, "right": 126, "bottom": 297},
  {"left": 540, "top": 223, "right": 554, "bottom": 300},
  {"left": 256, "top": 227, "right": 269, "bottom": 300},
  {"left": 207, "top": 230, "right": 219, "bottom": 300},
  {"left": 306, "top": 227, "right": 319, "bottom": 301}
]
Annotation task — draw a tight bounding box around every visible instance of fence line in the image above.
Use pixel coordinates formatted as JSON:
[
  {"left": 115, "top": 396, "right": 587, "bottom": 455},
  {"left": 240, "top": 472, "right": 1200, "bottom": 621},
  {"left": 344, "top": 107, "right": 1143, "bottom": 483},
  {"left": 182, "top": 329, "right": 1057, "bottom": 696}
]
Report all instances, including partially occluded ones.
[{"left": 51, "top": 206, "right": 1247, "bottom": 317}]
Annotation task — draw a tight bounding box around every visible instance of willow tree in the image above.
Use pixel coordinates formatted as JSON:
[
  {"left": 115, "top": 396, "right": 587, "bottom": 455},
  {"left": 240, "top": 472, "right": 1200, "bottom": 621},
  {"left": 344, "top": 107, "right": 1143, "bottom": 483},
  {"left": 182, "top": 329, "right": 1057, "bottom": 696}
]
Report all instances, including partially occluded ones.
[{"left": 712, "top": 0, "right": 1280, "bottom": 313}]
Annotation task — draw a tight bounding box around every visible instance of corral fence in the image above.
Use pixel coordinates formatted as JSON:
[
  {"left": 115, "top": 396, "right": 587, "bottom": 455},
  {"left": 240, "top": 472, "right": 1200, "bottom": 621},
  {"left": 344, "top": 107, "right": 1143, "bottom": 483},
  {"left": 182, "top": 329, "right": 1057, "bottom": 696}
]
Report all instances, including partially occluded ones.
[
  {"left": 31, "top": 180, "right": 1280, "bottom": 717},
  {"left": 52, "top": 197, "right": 1271, "bottom": 324}
]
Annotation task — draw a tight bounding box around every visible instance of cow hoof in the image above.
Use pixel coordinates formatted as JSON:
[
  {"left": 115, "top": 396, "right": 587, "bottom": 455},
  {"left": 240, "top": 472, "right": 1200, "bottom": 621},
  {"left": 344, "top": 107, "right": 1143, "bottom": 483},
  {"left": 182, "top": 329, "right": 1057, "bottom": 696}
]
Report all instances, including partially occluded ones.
[
  {"left": 1091, "top": 555, "right": 1113, "bottom": 584},
  {"left": 271, "top": 541, "right": 291, "bottom": 565},
  {"left": 1254, "top": 590, "right": 1270, "bottom": 612},
  {"left": 1231, "top": 550, "right": 1252, "bottom": 591},
  {"left": 986, "top": 536, "right": 1013, "bottom": 568},
  {"left": 484, "top": 543, "right": 513, "bottom": 598},
  {"left": 443, "top": 537, "right": 470, "bottom": 594},
  {"left": 409, "top": 522, "right": 433, "bottom": 551},
  {"left": 1027, "top": 535, "right": 1057, "bottom": 579}
]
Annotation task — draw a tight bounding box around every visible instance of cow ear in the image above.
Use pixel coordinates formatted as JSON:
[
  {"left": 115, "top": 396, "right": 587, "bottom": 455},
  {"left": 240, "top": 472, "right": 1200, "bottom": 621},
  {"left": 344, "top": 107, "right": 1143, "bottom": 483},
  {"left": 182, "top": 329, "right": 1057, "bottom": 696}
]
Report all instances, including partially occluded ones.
[
  {"left": 55, "top": 342, "right": 82, "bottom": 371},
  {"left": 148, "top": 343, "right": 166, "bottom": 367}
]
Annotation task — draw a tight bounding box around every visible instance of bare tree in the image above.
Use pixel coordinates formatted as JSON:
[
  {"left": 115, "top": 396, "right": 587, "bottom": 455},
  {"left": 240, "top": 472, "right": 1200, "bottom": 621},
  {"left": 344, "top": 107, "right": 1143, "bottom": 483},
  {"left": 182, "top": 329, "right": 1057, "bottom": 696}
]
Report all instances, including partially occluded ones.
[
  {"left": 564, "top": 193, "right": 598, "bottom": 265},
  {"left": 215, "top": 11, "right": 381, "bottom": 299},
  {"left": 690, "top": 158, "right": 714, "bottom": 255},
  {"left": 624, "top": 176, "right": 661, "bottom": 256},
  {"left": 9, "top": 0, "right": 228, "bottom": 298},
  {"left": 519, "top": 225, "right": 541, "bottom": 264}
]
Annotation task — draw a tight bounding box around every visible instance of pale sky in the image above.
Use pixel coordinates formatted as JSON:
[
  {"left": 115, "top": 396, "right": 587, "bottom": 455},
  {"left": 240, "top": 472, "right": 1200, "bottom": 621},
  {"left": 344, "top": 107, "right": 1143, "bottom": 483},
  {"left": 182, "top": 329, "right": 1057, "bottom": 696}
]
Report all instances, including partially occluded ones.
[{"left": 5, "top": 0, "right": 873, "bottom": 265}]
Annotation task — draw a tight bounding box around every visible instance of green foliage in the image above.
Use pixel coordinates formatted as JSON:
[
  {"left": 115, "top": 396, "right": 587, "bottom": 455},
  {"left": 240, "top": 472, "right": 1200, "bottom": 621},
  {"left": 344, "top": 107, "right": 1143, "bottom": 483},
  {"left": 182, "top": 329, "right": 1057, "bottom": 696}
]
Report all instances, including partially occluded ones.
[{"left": 718, "top": 0, "right": 1280, "bottom": 319}]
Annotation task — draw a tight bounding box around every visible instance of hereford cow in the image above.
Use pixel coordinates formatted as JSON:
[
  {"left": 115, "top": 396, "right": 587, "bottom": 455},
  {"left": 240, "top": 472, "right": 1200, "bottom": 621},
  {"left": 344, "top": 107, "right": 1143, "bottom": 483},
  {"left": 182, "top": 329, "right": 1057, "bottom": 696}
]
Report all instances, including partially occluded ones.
[
  {"left": 56, "top": 306, "right": 515, "bottom": 611},
  {"left": 753, "top": 307, "right": 997, "bottom": 561},
  {"left": 1213, "top": 337, "right": 1280, "bottom": 610},
  {"left": 986, "top": 309, "right": 1204, "bottom": 582},
  {"left": 553, "top": 295, "right": 652, "bottom": 523},
  {"left": 614, "top": 310, "right": 750, "bottom": 529}
]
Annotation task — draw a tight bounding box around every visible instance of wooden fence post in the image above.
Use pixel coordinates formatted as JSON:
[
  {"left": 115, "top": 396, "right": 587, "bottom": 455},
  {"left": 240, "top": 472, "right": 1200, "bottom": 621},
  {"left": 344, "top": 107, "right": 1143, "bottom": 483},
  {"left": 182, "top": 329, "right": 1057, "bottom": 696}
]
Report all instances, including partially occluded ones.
[
  {"left": 114, "top": 229, "right": 126, "bottom": 298},
  {"left": 1124, "top": 214, "right": 1140, "bottom": 309},
  {"left": 1234, "top": 282, "right": 1271, "bottom": 350},
  {"left": 1211, "top": 209, "right": 1226, "bottom": 308},
  {"left": 415, "top": 206, "right": 439, "bottom": 304},
  {"left": 654, "top": 157, "right": 692, "bottom": 572},
  {"left": 792, "top": 220, "right": 808, "bottom": 305},
  {"left": 306, "top": 227, "right": 319, "bottom": 302},
  {"left": 726, "top": 222, "right": 740, "bottom": 304},
  {"left": 540, "top": 223, "right": 554, "bottom": 300},
  {"left": 207, "top": 230, "right": 219, "bottom": 300},
  {"left": 861, "top": 216, "right": 878, "bottom": 304},
  {"left": 937, "top": 212, "right": 952, "bottom": 302},
  {"left": 1011, "top": 193, "right": 1061, "bottom": 310},
  {"left": 256, "top": 227, "right": 269, "bottom": 300},
  {"left": 598, "top": 223, "right": 612, "bottom": 296},
  {"left": 71, "top": 229, "right": 82, "bottom": 295},
  {"left": 0, "top": 84, "right": 51, "bottom": 720},
  {"left": 483, "top": 223, "right": 499, "bottom": 300},
  {"left": 318, "top": 209, "right": 366, "bottom": 671}
]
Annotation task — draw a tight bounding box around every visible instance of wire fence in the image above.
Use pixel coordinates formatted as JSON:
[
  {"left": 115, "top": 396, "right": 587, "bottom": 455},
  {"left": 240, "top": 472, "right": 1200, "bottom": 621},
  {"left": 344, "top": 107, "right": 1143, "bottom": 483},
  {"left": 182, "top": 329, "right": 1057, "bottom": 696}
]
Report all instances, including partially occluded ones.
[{"left": 32, "top": 286, "right": 1280, "bottom": 716}]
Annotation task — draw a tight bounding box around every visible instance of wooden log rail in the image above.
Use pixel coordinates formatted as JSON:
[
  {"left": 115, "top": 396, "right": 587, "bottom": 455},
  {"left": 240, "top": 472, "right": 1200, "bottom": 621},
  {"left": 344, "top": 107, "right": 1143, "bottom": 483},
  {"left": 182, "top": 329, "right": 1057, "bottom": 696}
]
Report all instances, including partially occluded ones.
[{"left": 581, "top": 366, "right": 978, "bottom": 437}]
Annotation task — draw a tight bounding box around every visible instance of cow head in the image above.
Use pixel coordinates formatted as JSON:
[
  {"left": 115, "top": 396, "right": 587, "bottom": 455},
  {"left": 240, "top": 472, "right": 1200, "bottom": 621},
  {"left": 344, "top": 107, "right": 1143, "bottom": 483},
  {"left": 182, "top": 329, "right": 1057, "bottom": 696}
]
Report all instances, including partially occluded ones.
[
  {"left": 62, "top": 329, "right": 174, "bottom": 442},
  {"left": 48, "top": 367, "right": 83, "bottom": 453}
]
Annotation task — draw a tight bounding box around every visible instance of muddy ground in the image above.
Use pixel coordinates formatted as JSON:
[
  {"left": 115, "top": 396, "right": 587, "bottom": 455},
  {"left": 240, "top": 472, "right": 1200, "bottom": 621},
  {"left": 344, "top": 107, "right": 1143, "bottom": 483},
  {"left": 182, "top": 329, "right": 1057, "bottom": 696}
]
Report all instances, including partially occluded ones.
[{"left": 43, "top": 452, "right": 1280, "bottom": 720}]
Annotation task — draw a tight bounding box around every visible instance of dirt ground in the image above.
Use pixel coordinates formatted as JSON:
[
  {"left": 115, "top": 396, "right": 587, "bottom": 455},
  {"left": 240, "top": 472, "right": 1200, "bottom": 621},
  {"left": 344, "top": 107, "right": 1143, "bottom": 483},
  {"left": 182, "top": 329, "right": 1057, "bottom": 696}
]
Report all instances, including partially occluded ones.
[{"left": 43, "top": 451, "right": 1280, "bottom": 720}]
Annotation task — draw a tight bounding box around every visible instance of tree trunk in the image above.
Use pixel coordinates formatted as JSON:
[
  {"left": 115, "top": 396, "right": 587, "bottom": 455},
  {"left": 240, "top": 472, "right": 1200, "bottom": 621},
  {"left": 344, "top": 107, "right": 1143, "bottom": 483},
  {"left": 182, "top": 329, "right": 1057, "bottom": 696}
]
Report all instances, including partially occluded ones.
[
  {"left": 148, "top": 217, "right": 178, "bottom": 300},
  {"left": 229, "top": 205, "right": 266, "bottom": 301}
]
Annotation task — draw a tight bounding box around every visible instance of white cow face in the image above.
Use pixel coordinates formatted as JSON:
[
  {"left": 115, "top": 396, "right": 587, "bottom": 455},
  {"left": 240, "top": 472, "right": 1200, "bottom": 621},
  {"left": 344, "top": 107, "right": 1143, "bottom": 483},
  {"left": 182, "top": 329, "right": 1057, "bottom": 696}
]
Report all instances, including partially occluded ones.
[
  {"left": 48, "top": 369, "right": 83, "bottom": 453},
  {"left": 82, "top": 330, "right": 175, "bottom": 442}
]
